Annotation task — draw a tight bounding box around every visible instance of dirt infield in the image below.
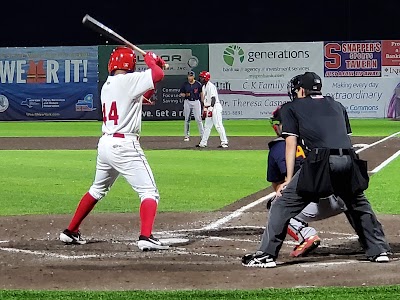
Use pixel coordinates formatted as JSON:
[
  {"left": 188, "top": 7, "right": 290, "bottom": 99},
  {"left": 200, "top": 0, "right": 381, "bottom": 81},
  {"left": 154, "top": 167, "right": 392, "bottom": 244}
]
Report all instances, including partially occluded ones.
[{"left": 0, "top": 135, "right": 399, "bottom": 290}]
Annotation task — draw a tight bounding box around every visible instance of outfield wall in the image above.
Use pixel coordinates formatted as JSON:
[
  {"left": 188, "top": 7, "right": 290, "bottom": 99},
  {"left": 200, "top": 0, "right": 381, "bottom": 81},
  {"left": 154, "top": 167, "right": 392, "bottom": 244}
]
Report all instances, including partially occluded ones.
[{"left": 1, "top": 41, "right": 400, "bottom": 121}]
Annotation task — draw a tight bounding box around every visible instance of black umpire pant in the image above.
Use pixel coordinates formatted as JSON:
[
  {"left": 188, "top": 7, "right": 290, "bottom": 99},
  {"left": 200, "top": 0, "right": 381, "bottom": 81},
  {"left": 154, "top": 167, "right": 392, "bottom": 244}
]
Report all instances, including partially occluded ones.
[{"left": 259, "top": 154, "right": 391, "bottom": 258}]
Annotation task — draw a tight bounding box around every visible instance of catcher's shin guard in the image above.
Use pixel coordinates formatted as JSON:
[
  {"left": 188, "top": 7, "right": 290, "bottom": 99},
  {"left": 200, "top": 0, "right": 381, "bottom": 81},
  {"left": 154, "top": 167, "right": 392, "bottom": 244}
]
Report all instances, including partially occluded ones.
[{"left": 288, "top": 217, "right": 309, "bottom": 243}]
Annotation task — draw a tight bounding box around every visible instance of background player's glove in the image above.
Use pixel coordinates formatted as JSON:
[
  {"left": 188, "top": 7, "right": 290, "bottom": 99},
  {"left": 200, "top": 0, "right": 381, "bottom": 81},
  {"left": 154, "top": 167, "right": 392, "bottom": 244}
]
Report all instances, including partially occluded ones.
[{"left": 207, "top": 106, "right": 213, "bottom": 117}]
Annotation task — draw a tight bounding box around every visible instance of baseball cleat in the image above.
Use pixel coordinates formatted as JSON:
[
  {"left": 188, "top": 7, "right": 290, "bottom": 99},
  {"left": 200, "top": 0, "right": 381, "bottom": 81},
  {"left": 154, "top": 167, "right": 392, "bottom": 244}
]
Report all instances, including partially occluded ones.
[
  {"left": 137, "top": 235, "right": 169, "bottom": 251},
  {"left": 60, "top": 229, "right": 87, "bottom": 245},
  {"left": 183, "top": 137, "right": 190, "bottom": 142},
  {"left": 218, "top": 144, "right": 228, "bottom": 148},
  {"left": 242, "top": 252, "right": 276, "bottom": 268},
  {"left": 369, "top": 252, "right": 390, "bottom": 263},
  {"left": 290, "top": 235, "right": 321, "bottom": 257},
  {"left": 196, "top": 144, "right": 207, "bottom": 148}
]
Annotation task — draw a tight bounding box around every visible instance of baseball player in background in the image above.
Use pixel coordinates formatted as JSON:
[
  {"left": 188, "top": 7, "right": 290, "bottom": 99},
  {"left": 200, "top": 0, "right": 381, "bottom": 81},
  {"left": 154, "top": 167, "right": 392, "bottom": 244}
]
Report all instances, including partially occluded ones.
[
  {"left": 197, "top": 71, "right": 228, "bottom": 148},
  {"left": 60, "top": 46, "right": 169, "bottom": 251},
  {"left": 179, "top": 71, "right": 204, "bottom": 142},
  {"left": 266, "top": 104, "right": 348, "bottom": 257}
]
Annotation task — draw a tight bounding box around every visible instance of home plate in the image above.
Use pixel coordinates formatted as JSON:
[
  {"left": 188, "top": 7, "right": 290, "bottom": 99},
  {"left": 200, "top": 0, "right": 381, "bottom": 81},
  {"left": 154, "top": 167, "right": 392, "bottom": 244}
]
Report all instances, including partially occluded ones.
[
  {"left": 159, "top": 237, "right": 191, "bottom": 246},
  {"left": 353, "top": 143, "right": 369, "bottom": 148}
]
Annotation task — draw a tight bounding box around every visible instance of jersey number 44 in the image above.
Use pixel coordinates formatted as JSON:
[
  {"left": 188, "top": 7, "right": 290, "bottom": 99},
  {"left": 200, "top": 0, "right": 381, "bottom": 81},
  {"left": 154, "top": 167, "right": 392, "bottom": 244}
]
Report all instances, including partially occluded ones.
[{"left": 103, "top": 101, "right": 119, "bottom": 125}]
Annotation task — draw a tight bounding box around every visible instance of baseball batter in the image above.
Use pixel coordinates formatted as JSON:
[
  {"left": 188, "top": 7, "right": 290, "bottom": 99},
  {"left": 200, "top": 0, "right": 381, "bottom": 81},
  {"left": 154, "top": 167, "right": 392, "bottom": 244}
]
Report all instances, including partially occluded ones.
[
  {"left": 179, "top": 71, "right": 204, "bottom": 141},
  {"left": 60, "top": 46, "right": 168, "bottom": 251},
  {"left": 197, "top": 71, "right": 228, "bottom": 148}
]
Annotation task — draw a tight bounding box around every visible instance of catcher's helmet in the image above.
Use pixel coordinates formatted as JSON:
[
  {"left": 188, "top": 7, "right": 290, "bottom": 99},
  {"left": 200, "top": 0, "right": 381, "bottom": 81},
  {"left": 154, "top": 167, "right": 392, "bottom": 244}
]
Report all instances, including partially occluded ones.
[
  {"left": 287, "top": 72, "right": 322, "bottom": 100},
  {"left": 108, "top": 46, "right": 136, "bottom": 74},
  {"left": 199, "top": 71, "right": 211, "bottom": 83}
]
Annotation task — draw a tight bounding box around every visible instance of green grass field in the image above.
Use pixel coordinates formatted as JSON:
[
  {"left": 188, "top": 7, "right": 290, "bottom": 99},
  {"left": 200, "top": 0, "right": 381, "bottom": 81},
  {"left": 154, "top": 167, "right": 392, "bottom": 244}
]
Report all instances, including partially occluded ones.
[
  {"left": 0, "top": 118, "right": 399, "bottom": 137},
  {"left": 365, "top": 156, "right": 400, "bottom": 213},
  {"left": 0, "top": 149, "right": 398, "bottom": 216},
  {"left": 0, "top": 119, "right": 399, "bottom": 298},
  {"left": 0, "top": 150, "right": 267, "bottom": 215},
  {"left": 1, "top": 286, "right": 400, "bottom": 300}
]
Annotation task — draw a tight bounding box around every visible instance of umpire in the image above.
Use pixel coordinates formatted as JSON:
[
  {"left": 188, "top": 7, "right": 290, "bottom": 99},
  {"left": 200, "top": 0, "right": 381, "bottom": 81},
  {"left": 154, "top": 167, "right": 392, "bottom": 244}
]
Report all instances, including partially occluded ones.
[{"left": 242, "top": 71, "right": 391, "bottom": 268}]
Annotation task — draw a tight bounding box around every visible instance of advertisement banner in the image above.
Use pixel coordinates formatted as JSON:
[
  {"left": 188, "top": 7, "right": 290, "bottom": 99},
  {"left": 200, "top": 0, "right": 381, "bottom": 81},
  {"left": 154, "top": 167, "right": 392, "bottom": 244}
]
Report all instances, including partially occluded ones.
[
  {"left": 323, "top": 77, "right": 399, "bottom": 118},
  {"left": 324, "top": 41, "right": 382, "bottom": 77},
  {"left": 98, "top": 44, "right": 209, "bottom": 120},
  {"left": 0, "top": 46, "right": 99, "bottom": 120},
  {"left": 322, "top": 40, "right": 396, "bottom": 118},
  {"left": 209, "top": 42, "right": 324, "bottom": 119}
]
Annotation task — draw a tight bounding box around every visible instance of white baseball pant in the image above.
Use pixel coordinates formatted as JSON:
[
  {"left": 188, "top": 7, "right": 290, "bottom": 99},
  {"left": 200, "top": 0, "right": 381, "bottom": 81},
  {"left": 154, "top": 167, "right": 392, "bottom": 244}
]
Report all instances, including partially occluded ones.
[
  {"left": 88, "top": 134, "right": 159, "bottom": 202},
  {"left": 184, "top": 99, "right": 204, "bottom": 138},
  {"left": 199, "top": 103, "right": 228, "bottom": 146}
]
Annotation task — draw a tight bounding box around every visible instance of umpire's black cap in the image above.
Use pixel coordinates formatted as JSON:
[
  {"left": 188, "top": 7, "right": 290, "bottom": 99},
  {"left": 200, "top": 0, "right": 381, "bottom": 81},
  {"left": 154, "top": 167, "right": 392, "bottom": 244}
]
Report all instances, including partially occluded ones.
[{"left": 300, "top": 72, "right": 322, "bottom": 91}]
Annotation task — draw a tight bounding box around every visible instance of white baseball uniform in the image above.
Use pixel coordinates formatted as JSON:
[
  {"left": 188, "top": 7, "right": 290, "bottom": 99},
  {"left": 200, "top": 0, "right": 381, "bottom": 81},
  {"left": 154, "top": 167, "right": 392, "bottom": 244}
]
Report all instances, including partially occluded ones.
[
  {"left": 199, "top": 81, "right": 228, "bottom": 146},
  {"left": 88, "top": 69, "right": 159, "bottom": 202}
]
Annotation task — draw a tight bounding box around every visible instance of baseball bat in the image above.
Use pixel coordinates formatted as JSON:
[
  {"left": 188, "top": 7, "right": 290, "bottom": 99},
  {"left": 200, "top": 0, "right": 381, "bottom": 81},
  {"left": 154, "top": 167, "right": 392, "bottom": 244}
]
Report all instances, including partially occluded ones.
[
  {"left": 82, "top": 14, "right": 169, "bottom": 70},
  {"left": 82, "top": 14, "right": 147, "bottom": 56}
]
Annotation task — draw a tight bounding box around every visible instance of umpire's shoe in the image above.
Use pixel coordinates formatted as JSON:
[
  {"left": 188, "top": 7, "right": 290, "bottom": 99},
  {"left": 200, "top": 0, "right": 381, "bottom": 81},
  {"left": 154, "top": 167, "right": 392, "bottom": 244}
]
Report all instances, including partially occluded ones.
[
  {"left": 368, "top": 252, "right": 390, "bottom": 263},
  {"left": 242, "top": 251, "right": 276, "bottom": 268},
  {"left": 137, "top": 235, "right": 169, "bottom": 251},
  {"left": 60, "top": 229, "right": 87, "bottom": 245}
]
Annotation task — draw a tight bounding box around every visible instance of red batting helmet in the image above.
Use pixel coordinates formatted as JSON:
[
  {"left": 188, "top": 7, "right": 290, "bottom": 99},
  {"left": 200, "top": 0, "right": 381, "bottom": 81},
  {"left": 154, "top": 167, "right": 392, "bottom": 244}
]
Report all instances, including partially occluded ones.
[
  {"left": 199, "top": 71, "right": 211, "bottom": 82},
  {"left": 108, "top": 46, "right": 136, "bottom": 74}
]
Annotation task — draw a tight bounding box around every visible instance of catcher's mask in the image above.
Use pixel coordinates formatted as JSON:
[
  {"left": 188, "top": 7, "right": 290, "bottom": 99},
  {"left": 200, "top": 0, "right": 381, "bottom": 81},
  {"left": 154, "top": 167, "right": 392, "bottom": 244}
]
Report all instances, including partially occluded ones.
[
  {"left": 287, "top": 72, "right": 322, "bottom": 100},
  {"left": 287, "top": 75, "right": 302, "bottom": 101},
  {"left": 270, "top": 106, "right": 283, "bottom": 136}
]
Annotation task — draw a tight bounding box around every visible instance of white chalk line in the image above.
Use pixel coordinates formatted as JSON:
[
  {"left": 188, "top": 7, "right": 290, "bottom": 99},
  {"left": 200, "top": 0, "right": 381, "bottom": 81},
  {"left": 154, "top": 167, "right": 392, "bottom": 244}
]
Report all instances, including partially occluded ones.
[
  {"left": 355, "top": 131, "right": 400, "bottom": 154},
  {"left": 370, "top": 149, "right": 400, "bottom": 174},
  {"left": 204, "top": 235, "right": 357, "bottom": 248},
  {"left": 299, "top": 257, "right": 400, "bottom": 268},
  {"left": 0, "top": 247, "right": 107, "bottom": 259},
  {"left": 154, "top": 225, "right": 265, "bottom": 236},
  {"left": 201, "top": 192, "right": 276, "bottom": 231},
  {"left": 0, "top": 244, "right": 224, "bottom": 260}
]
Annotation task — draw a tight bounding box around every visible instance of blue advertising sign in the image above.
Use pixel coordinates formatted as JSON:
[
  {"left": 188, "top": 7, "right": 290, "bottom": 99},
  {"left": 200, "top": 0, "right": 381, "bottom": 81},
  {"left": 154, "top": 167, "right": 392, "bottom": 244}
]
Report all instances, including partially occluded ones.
[
  {"left": 324, "top": 41, "right": 382, "bottom": 77},
  {"left": 0, "top": 46, "right": 99, "bottom": 120}
]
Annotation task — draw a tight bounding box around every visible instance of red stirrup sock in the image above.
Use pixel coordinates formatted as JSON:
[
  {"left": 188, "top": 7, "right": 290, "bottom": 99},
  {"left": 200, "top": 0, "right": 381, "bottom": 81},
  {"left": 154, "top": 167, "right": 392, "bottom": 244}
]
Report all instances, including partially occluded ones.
[
  {"left": 140, "top": 198, "right": 158, "bottom": 238},
  {"left": 67, "top": 192, "right": 97, "bottom": 233}
]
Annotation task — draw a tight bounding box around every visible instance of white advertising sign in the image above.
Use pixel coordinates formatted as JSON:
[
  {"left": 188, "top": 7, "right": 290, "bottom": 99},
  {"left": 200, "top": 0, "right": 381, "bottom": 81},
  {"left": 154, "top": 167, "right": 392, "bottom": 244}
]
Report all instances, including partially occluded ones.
[
  {"left": 209, "top": 42, "right": 324, "bottom": 119},
  {"left": 324, "top": 77, "right": 399, "bottom": 118}
]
